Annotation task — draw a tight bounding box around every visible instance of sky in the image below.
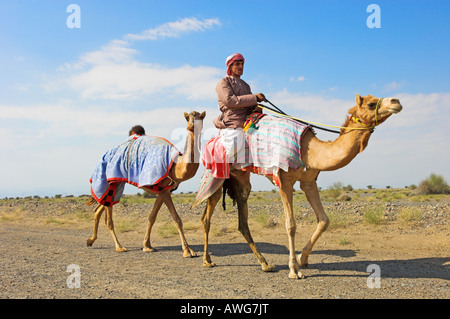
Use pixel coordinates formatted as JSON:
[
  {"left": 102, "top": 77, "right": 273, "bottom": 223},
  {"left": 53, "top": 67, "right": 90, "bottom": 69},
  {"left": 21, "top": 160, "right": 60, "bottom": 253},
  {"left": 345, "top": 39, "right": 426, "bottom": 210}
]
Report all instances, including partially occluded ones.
[{"left": 0, "top": 0, "right": 449, "bottom": 197}]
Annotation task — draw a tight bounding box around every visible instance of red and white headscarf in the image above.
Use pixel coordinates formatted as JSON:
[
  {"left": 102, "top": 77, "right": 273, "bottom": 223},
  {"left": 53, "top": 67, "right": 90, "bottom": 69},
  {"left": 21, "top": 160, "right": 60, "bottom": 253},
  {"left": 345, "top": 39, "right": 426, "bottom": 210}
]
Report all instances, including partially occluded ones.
[{"left": 226, "top": 53, "right": 245, "bottom": 75}]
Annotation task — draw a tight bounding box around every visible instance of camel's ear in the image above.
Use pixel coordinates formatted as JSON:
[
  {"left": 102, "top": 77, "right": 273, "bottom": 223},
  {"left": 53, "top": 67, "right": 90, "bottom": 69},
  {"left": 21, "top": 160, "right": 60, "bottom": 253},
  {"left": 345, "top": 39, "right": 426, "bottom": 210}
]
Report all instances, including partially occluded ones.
[
  {"left": 355, "top": 94, "right": 363, "bottom": 106},
  {"left": 184, "top": 112, "right": 189, "bottom": 121},
  {"left": 200, "top": 111, "right": 206, "bottom": 119}
]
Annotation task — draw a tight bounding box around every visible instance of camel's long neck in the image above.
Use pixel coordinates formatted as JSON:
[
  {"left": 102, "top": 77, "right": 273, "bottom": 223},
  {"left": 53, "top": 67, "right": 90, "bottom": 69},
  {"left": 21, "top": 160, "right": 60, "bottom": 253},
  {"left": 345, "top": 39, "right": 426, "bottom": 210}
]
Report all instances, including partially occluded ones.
[
  {"left": 182, "top": 128, "right": 201, "bottom": 165},
  {"left": 302, "top": 126, "right": 371, "bottom": 171},
  {"left": 173, "top": 126, "right": 201, "bottom": 182}
]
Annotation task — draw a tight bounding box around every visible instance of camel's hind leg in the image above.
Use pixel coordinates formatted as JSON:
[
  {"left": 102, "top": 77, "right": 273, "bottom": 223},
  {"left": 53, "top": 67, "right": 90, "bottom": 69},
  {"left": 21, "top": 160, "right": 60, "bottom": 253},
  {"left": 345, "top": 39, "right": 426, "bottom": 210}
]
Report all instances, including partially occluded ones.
[
  {"left": 143, "top": 194, "right": 164, "bottom": 252},
  {"left": 159, "top": 190, "right": 197, "bottom": 258},
  {"left": 298, "top": 180, "right": 329, "bottom": 268},
  {"left": 104, "top": 206, "right": 127, "bottom": 252},
  {"left": 201, "top": 187, "right": 222, "bottom": 268},
  {"left": 231, "top": 171, "right": 275, "bottom": 272},
  {"left": 87, "top": 204, "right": 105, "bottom": 247}
]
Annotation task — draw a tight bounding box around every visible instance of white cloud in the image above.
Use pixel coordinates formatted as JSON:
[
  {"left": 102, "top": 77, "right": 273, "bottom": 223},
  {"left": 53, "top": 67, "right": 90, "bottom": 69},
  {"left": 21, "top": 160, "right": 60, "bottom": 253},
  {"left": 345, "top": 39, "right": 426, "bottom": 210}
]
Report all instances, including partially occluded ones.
[
  {"left": 58, "top": 17, "right": 223, "bottom": 101},
  {"left": 270, "top": 88, "right": 353, "bottom": 126},
  {"left": 67, "top": 62, "right": 222, "bottom": 100},
  {"left": 82, "top": 40, "right": 137, "bottom": 66},
  {"left": 0, "top": 103, "right": 216, "bottom": 139},
  {"left": 391, "top": 92, "right": 450, "bottom": 128},
  {"left": 59, "top": 40, "right": 137, "bottom": 72},
  {"left": 125, "top": 17, "right": 221, "bottom": 41}
]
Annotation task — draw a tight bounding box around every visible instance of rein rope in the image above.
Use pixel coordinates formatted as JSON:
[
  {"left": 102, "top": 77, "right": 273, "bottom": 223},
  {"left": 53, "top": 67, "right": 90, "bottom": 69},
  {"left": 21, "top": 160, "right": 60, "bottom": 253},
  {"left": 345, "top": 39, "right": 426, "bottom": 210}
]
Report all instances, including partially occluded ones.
[{"left": 258, "top": 98, "right": 383, "bottom": 134}]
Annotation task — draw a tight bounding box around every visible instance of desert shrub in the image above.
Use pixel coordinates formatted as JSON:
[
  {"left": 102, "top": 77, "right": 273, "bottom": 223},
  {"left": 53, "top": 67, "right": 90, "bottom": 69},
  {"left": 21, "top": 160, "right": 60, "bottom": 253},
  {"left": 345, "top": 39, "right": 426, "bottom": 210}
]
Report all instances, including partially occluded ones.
[
  {"left": 416, "top": 173, "right": 449, "bottom": 195},
  {"left": 363, "top": 206, "right": 384, "bottom": 225},
  {"left": 398, "top": 207, "right": 423, "bottom": 224},
  {"left": 158, "top": 222, "right": 179, "bottom": 237},
  {"left": 337, "top": 194, "right": 351, "bottom": 201},
  {"left": 143, "top": 192, "right": 157, "bottom": 199},
  {"left": 328, "top": 182, "right": 343, "bottom": 200},
  {"left": 116, "top": 219, "right": 139, "bottom": 233},
  {"left": 253, "top": 210, "right": 277, "bottom": 228},
  {"left": 343, "top": 184, "right": 353, "bottom": 191},
  {"left": 327, "top": 210, "right": 352, "bottom": 229}
]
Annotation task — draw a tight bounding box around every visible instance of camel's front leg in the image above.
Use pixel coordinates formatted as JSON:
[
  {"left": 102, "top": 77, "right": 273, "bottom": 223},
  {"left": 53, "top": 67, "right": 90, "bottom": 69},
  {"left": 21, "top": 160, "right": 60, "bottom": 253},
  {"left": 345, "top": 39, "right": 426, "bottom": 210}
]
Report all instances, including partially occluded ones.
[
  {"left": 279, "top": 178, "right": 304, "bottom": 279},
  {"left": 299, "top": 180, "right": 329, "bottom": 268},
  {"left": 87, "top": 204, "right": 105, "bottom": 247},
  {"left": 201, "top": 187, "right": 222, "bottom": 268},
  {"left": 143, "top": 194, "right": 164, "bottom": 252},
  {"left": 104, "top": 206, "right": 127, "bottom": 252},
  {"left": 160, "top": 191, "right": 197, "bottom": 258}
]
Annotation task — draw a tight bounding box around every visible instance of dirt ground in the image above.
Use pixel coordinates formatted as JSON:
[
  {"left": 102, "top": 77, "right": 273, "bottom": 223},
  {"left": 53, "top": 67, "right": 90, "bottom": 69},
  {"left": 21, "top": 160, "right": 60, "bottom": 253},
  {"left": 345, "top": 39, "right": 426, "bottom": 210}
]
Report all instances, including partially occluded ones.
[{"left": 0, "top": 197, "right": 448, "bottom": 300}]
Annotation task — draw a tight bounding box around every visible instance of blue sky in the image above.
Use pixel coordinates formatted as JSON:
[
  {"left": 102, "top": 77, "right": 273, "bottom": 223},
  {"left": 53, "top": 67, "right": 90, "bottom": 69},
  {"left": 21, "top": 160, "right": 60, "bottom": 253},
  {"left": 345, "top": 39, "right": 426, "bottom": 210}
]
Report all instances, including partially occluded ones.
[{"left": 1, "top": 0, "right": 449, "bottom": 197}]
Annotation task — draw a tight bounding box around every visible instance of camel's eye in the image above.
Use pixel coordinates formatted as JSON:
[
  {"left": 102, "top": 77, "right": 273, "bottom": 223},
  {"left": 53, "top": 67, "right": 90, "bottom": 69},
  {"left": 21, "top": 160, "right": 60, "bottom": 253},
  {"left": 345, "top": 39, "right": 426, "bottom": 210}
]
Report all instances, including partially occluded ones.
[{"left": 367, "top": 102, "right": 377, "bottom": 110}]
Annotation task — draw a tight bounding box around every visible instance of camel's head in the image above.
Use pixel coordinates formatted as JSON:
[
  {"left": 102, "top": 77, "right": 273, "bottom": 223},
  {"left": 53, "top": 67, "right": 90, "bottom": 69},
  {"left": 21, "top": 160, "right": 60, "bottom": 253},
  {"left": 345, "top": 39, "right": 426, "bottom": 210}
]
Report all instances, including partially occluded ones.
[
  {"left": 344, "top": 94, "right": 402, "bottom": 152},
  {"left": 184, "top": 111, "right": 206, "bottom": 132},
  {"left": 351, "top": 94, "right": 403, "bottom": 128}
]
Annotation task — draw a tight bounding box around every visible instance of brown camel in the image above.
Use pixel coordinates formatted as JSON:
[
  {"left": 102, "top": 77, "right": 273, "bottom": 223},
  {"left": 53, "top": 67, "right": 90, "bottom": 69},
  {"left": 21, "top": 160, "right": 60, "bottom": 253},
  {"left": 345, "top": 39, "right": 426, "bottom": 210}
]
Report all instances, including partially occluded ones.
[
  {"left": 201, "top": 94, "right": 402, "bottom": 279},
  {"left": 86, "top": 111, "right": 205, "bottom": 257}
]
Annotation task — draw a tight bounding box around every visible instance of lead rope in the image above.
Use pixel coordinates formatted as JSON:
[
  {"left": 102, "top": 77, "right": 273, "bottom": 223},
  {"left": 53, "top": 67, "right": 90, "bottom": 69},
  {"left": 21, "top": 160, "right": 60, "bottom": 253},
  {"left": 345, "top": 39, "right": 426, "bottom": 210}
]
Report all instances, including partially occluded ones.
[{"left": 258, "top": 98, "right": 382, "bottom": 133}]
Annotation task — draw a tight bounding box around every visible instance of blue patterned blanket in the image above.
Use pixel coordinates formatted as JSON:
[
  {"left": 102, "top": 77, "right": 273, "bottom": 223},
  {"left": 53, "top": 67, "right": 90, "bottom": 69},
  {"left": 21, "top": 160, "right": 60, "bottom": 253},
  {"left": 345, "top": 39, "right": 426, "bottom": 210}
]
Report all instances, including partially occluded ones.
[{"left": 90, "top": 136, "right": 181, "bottom": 206}]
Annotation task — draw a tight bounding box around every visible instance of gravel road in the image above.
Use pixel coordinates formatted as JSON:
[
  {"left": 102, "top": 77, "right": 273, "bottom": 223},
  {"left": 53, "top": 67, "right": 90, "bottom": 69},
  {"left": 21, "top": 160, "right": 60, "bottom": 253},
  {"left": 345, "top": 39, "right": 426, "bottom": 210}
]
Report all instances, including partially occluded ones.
[{"left": 0, "top": 199, "right": 448, "bottom": 300}]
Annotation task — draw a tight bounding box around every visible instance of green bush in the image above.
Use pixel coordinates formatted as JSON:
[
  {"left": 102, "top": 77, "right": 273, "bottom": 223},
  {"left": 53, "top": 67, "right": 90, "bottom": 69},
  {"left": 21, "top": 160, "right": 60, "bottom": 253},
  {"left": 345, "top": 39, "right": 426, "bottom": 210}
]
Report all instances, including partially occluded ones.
[
  {"left": 328, "top": 182, "right": 343, "bottom": 200},
  {"left": 416, "top": 173, "right": 449, "bottom": 195},
  {"left": 363, "top": 207, "right": 384, "bottom": 225}
]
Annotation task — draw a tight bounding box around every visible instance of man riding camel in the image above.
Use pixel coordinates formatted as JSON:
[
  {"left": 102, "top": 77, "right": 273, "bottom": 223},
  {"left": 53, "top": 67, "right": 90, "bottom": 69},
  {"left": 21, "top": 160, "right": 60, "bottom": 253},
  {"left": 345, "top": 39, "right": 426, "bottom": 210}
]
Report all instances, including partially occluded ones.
[{"left": 211, "top": 53, "right": 267, "bottom": 174}]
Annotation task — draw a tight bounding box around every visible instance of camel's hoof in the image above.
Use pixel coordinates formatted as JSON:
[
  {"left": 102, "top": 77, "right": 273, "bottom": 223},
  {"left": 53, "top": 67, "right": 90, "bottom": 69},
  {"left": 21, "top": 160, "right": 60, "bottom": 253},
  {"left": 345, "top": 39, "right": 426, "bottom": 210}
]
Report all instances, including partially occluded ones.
[
  {"left": 116, "top": 247, "right": 127, "bottom": 252},
  {"left": 297, "top": 254, "right": 309, "bottom": 268},
  {"left": 288, "top": 271, "right": 305, "bottom": 280},
  {"left": 262, "top": 264, "right": 275, "bottom": 272},
  {"left": 203, "top": 261, "right": 216, "bottom": 268},
  {"left": 143, "top": 247, "right": 158, "bottom": 253},
  {"left": 183, "top": 250, "right": 198, "bottom": 258}
]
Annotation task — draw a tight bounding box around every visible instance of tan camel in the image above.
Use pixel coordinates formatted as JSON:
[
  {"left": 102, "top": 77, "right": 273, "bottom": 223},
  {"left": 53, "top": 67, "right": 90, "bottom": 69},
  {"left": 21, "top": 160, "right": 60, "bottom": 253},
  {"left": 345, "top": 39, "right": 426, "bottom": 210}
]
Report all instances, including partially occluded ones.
[
  {"left": 201, "top": 94, "right": 402, "bottom": 279},
  {"left": 86, "top": 111, "right": 205, "bottom": 257}
]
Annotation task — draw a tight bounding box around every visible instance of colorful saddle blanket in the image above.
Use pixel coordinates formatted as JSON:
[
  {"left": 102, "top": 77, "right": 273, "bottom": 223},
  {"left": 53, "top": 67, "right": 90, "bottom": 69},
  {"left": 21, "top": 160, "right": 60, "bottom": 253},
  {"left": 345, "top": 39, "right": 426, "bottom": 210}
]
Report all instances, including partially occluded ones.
[
  {"left": 244, "top": 114, "right": 310, "bottom": 178},
  {"left": 195, "top": 115, "right": 310, "bottom": 206},
  {"left": 90, "top": 136, "right": 181, "bottom": 206}
]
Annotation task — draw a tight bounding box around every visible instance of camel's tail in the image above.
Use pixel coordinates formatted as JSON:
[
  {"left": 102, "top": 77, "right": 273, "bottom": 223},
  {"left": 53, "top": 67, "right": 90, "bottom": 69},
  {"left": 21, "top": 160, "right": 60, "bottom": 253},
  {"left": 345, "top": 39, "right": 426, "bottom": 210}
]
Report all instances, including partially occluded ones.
[{"left": 222, "top": 178, "right": 236, "bottom": 211}]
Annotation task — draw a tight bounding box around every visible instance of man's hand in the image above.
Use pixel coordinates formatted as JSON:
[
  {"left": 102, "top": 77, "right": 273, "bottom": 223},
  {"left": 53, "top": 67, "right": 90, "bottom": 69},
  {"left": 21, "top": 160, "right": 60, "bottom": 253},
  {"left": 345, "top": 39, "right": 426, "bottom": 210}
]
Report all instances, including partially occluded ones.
[{"left": 256, "top": 93, "right": 267, "bottom": 102}]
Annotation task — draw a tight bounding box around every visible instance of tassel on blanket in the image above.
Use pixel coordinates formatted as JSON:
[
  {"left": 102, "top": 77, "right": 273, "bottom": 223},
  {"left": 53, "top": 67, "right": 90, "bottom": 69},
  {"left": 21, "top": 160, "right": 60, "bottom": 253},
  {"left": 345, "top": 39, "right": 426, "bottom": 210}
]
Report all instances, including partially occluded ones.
[
  {"left": 85, "top": 197, "right": 97, "bottom": 206},
  {"left": 243, "top": 112, "right": 266, "bottom": 133}
]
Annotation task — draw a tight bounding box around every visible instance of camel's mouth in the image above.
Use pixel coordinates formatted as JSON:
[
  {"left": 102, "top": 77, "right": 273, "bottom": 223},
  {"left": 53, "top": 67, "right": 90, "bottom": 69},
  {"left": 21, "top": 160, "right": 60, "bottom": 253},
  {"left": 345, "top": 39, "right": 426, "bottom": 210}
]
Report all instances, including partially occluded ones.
[{"left": 388, "top": 104, "right": 402, "bottom": 114}]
